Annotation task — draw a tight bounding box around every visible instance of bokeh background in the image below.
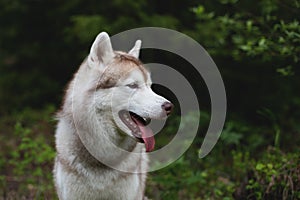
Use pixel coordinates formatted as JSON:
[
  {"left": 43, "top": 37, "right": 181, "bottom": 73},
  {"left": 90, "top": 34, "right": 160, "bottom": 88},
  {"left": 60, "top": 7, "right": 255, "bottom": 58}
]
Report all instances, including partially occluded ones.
[{"left": 0, "top": 0, "right": 299, "bottom": 199}]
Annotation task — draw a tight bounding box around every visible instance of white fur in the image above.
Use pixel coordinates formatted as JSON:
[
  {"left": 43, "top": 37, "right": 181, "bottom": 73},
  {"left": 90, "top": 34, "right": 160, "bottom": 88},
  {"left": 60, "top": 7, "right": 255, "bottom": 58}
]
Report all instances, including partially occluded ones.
[
  {"left": 88, "top": 32, "right": 115, "bottom": 69},
  {"left": 128, "top": 40, "right": 142, "bottom": 58},
  {"left": 54, "top": 32, "right": 170, "bottom": 200}
]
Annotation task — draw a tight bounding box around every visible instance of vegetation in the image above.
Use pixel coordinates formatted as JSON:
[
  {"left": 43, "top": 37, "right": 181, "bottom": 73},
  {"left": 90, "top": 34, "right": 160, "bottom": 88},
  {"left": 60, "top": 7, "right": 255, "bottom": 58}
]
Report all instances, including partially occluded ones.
[{"left": 0, "top": 0, "right": 299, "bottom": 199}]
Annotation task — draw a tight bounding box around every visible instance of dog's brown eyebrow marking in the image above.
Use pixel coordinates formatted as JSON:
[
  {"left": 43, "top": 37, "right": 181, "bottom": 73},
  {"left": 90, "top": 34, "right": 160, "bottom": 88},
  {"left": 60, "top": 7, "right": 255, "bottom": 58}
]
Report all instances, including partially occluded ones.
[
  {"left": 92, "top": 53, "right": 149, "bottom": 91},
  {"left": 117, "top": 53, "right": 142, "bottom": 66},
  {"left": 115, "top": 53, "right": 148, "bottom": 82}
]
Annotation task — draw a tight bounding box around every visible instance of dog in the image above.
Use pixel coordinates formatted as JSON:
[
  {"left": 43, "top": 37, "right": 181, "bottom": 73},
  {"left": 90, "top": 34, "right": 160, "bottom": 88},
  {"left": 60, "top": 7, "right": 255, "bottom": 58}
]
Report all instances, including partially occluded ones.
[{"left": 53, "top": 32, "right": 173, "bottom": 200}]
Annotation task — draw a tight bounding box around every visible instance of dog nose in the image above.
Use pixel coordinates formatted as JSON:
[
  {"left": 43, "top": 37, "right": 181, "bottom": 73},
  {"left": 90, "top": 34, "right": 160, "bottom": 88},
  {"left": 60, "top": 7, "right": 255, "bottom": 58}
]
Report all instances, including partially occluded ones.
[{"left": 162, "top": 102, "right": 173, "bottom": 116}]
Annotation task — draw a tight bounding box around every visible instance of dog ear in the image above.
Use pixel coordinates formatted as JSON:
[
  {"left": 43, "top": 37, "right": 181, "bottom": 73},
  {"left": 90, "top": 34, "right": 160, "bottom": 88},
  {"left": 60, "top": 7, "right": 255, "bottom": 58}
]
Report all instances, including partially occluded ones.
[
  {"left": 128, "top": 40, "right": 142, "bottom": 58},
  {"left": 88, "top": 32, "right": 115, "bottom": 68}
]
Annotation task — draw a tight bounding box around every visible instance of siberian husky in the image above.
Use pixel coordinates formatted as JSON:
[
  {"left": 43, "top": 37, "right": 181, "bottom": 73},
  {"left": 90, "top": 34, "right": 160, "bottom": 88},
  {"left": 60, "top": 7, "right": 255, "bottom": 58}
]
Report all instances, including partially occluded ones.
[{"left": 54, "top": 32, "right": 173, "bottom": 200}]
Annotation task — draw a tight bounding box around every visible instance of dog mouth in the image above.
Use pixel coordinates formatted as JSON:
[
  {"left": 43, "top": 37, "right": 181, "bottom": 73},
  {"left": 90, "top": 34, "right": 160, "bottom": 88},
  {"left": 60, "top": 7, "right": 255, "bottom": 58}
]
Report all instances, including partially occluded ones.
[{"left": 118, "top": 110, "right": 155, "bottom": 152}]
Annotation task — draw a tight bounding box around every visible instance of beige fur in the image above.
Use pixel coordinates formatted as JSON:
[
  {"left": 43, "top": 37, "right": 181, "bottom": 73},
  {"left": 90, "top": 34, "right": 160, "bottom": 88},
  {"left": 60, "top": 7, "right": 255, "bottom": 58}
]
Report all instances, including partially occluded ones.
[{"left": 53, "top": 32, "right": 171, "bottom": 199}]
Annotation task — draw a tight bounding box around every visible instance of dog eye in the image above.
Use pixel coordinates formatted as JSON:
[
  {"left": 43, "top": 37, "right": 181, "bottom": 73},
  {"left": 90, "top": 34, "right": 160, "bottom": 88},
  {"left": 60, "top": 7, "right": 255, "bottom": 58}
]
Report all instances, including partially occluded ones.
[{"left": 126, "top": 83, "right": 138, "bottom": 89}]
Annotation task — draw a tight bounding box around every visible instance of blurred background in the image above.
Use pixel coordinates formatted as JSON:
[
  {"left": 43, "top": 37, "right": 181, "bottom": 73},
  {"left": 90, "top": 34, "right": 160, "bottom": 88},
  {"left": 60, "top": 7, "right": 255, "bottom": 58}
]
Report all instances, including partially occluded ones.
[{"left": 0, "top": 0, "right": 299, "bottom": 199}]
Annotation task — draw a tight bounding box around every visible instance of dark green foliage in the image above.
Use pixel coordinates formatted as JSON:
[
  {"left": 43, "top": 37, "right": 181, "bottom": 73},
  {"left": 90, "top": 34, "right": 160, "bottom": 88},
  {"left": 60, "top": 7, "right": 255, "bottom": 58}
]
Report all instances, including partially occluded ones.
[
  {"left": 148, "top": 137, "right": 299, "bottom": 199},
  {"left": 0, "top": 106, "right": 57, "bottom": 199},
  {"left": 192, "top": 0, "right": 300, "bottom": 74},
  {"left": 245, "top": 148, "right": 300, "bottom": 199}
]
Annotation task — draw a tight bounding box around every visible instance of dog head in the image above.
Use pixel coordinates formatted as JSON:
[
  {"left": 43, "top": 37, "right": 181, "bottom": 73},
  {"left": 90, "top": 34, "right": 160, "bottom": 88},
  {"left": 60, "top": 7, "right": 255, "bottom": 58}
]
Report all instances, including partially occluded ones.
[{"left": 87, "top": 32, "right": 173, "bottom": 152}]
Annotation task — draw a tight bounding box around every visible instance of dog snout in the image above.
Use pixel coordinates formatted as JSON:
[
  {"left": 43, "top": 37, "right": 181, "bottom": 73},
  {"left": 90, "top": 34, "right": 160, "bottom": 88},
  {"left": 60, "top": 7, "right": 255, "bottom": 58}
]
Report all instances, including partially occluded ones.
[{"left": 161, "top": 102, "right": 173, "bottom": 116}]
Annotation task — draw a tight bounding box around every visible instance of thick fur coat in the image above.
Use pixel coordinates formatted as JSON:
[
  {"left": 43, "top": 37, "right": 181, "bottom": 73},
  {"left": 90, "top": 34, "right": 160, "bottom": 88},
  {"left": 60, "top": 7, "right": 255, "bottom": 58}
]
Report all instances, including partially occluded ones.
[{"left": 53, "top": 32, "right": 172, "bottom": 200}]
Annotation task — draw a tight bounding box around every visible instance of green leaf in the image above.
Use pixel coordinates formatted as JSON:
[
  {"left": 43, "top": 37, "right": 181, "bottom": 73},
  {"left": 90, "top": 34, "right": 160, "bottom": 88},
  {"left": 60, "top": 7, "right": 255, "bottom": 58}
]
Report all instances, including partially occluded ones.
[{"left": 256, "top": 163, "right": 265, "bottom": 171}]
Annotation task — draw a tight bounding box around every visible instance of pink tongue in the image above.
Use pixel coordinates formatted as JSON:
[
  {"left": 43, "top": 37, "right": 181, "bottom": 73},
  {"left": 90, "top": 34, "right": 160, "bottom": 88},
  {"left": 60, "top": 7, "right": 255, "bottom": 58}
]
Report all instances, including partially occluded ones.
[{"left": 133, "top": 119, "right": 155, "bottom": 152}]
